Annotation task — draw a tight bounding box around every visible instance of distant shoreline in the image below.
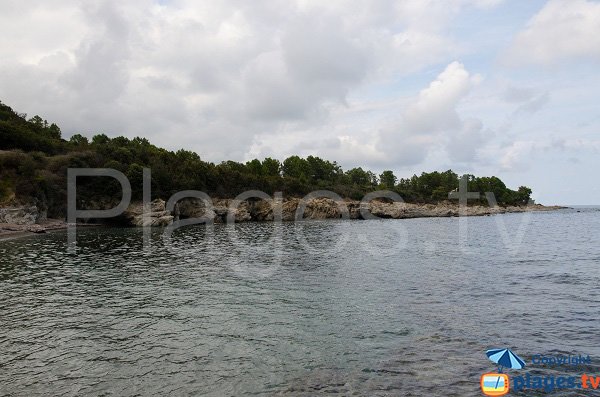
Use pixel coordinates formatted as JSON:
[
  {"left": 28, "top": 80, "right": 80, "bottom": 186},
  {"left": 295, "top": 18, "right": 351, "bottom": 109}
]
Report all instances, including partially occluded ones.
[
  {"left": 0, "top": 220, "right": 101, "bottom": 241},
  {"left": 0, "top": 201, "right": 569, "bottom": 241}
]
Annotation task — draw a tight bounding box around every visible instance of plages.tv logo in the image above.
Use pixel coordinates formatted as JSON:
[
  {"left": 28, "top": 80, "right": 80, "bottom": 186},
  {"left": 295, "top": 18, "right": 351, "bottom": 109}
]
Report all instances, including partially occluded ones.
[{"left": 480, "top": 348, "right": 526, "bottom": 396}]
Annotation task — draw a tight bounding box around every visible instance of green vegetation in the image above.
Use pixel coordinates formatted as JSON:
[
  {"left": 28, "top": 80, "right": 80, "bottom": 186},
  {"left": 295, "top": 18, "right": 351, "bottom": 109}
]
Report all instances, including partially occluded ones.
[{"left": 0, "top": 100, "right": 533, "bottom": 217}]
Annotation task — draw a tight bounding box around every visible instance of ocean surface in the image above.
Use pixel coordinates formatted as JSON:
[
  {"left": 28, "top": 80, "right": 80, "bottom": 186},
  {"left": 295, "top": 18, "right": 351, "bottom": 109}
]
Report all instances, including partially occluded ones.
[{"left": 1, "top": 207, "right": 599, "bottom": 396}]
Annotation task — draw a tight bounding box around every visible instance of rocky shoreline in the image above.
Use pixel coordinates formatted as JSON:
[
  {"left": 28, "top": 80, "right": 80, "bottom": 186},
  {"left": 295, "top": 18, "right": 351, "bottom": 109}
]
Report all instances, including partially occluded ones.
[
  {"left": 167, "top": 197, "right": 566, "bottom": 225},
  {"left": 0, "top": 198, "right": 566, "bottom": 239}
]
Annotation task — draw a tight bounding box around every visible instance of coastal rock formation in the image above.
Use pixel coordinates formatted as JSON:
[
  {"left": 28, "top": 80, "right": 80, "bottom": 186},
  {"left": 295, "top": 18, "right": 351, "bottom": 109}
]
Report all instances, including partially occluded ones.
[
  {"left": 177, "top": 198, "right": 253, "bottom": 223},
  {"left": 0, "top": 197, "right": 566, "bottom": 237},
  {"left": 0, "top": 218, "right": 81, "bottom": 238},
  {"left": 169, "top": 197, "right": 562, "bottom": 226},
  {"left": 176, "top": 197, "right": 363, "bottom": 222},
  {"left": 122, "top": 199, "right": 174, "bottom": 227},
  {"left": 40, "top": 197, "right": 563, "bottom": 228},
  {"left": 364, "top": 201, "right": 561, "bottom": 218},
  {"left": 0, "top": 223, "right": 46, "bottom": 233},
  {"left": 0, "top": 205, "right": 45, "bottom": 225},
  {"left": 301, "top": 198, "right": 343, "bottom": 219}
]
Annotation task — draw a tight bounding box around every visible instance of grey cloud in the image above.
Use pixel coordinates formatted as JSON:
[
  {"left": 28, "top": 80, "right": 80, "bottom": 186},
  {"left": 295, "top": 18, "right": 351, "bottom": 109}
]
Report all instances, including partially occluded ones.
[
  {"left": 513, "top": 92, "right": 549, "bottom": 115},
  {"left": 377, "top": 62, "right": 487, "bottom": 168},
  {"left": 282, "top": 17, "right": 368, "bottom": 85},
  {"left": 446, "top": 118, "right": 489, "bottom": 163},
  {"left": 0, "top": 0, "right": 499, "bottom": 166},
  {"left": 501, "top": 83, "right": 550, "bottom": 116},
  {"left": 241, "top": 14, "right": 369, "bottom": 122},
  {"left": 377, "top": 125, "right": 433, "bottom": 167},
  {"left": 503, "top": 0, "right": 600, "bottom": 65},
  {"left": 292, "top": 137, "right": 342, "bottom": 153},
  {"left": 64, "top": 2, "right": 132, "bottom": 103},
  {"left": 502, "top": 85, "right": 536, "bottom": 103}
]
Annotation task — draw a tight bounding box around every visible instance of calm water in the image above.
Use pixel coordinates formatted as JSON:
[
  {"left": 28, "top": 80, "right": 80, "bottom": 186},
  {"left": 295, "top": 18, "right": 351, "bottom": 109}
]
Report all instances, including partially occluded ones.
[{"left": 1, "top": 208, "right": 600, "bottom": 396}]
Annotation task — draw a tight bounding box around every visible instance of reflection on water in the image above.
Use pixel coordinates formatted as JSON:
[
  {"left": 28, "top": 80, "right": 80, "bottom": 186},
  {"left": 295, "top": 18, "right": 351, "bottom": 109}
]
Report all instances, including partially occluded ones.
[{"left": 1, "top": 208, "right": 600, "bottom": 396}]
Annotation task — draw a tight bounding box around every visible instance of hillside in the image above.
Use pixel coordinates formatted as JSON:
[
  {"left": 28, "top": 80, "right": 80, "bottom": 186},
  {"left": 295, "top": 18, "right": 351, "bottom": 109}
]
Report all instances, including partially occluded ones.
[{"left": 0, "top": 100, "right": 533, "bottom": 219}]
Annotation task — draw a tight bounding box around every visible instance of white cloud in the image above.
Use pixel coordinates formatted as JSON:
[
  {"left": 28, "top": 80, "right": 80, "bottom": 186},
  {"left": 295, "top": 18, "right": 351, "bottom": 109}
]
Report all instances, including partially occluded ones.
[
  {"left": 447, "top": 118, "right": 489, "bottom": 163},
  {"left": 502, "top": 85, "right": 537, "bottom": 103},
  {"left": 0, "top": 0, "right": 498, "bottom": 164},
  {"left": 7, "top": 0, "right": 600, "bottom": 204},
  {"left": 504, "top": 0, "right": 600, "bottom": 65},
  {"left": 377, "top": 61, "right": 486, "bottom": 167},
  {"left": 513, "top": 92, "right": 549, "bottom": 116},
  {"left": 497, "top": 136, "right": 600, "bottom": 173},
  {"left": 245, "top": 61, "right": 490, "bottom": 169},
  {"left": 403, "top": 61, "right": 479, "bottom": 133}
]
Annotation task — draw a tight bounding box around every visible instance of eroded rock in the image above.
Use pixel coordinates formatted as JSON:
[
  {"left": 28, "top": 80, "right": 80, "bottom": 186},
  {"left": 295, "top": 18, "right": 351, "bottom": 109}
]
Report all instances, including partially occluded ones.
[
  {"left": 0, "top": 206, "right": 41, "bottom": 225},
  {"left": 109, "top": 197, "right": 563, "bottom": 227},
  {"left": 123, "top": 199, "right": 174, "bottom": 226}
]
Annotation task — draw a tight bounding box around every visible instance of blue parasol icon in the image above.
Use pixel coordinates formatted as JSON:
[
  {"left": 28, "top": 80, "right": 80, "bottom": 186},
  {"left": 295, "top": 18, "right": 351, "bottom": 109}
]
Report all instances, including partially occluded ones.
[
  {"left": 486, "top": 348, "right": 526, "bottom": 389},
  {"left": 486, "top": 348, "right": 526, "bottom": 372}
]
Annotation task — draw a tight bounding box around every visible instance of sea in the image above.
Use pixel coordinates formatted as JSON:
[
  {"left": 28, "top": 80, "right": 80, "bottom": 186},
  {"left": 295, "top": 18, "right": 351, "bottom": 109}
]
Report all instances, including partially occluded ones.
[{"left": 1, "top": 207, "right": 599, "bottom": 396}]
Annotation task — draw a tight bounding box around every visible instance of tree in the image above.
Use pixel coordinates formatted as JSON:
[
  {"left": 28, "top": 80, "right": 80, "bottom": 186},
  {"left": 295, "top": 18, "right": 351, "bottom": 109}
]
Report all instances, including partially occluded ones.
[
  {"left": 126, "top": 163, "right": 145, "bottom": 199},
  {"left": 0, "top": 99, "right": 536, "bottom": 213},
  {"left": 29, "top": 115, "right": 44, "bottom": 127},
  {"left": 92, "top": 134, "right": 110, "bottom": 145},
  {"left": 246, "top": 159, "right": 263, "bottom": 176},
  {"left": 261, "top": 157, "right": 281, "bottom": 176},
  {"left": 517, "top": 186, "right": 532, "bottom": 204},
  {"left": 47, "top": 123, "right": 61, "bottom": 139},
  {"left": 379, "top": 170, "right": 397, "bottom": 189},
  {"left": 346, "top": 167, "right": 371, "bottom": 186},
  {"left": 175, "top": 149, "right": 201, "bottom": 163},
  {"left": 282, "top": 155, "right": 310, "bottom": 179},
  {"left": 217, "top": 160, "right": 246, "bottom": 174},
  {"left": 69, "top": 134, "right": 89, "bottom": 146},
  {"left": 306, "top": 155, "right": 339, "bottom": 183},
  {"left": 366, "top": 171, "right": 378, "bottom": 186}
]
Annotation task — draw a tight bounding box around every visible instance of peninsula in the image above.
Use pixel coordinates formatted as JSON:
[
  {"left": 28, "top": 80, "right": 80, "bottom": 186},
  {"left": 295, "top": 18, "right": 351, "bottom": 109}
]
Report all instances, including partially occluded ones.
[{"left": 0, "top": 100, "right": 562, "bottom": 237}]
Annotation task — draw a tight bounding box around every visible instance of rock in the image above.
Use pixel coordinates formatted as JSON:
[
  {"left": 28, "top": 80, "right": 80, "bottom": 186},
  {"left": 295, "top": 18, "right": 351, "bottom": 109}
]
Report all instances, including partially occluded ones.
[
  {"left": 156, "top": 215, "right": 174, "bottom": 226},
  {"left": 347, "top": 202, "right": 362, "bottom": 219},
  {"left": 179, "top": 198, "right": 282, "bottom": 223},
  {"left": 25, "top": 224, "right": 46, "bottom": 233},
  {"left": 122, "top": 199, "right": 175, "bottom": 227},
  {"left": 0, "top": 205, "right": 40, "bottom": 225},
  {"left": 251, "top": 199, "right": 275, "bottom": 221},
  {"left": 301, "top": 198, "right": 344, "bottom": 219},
  {"left": 175, "top": 198, "right": 207, "bottom": 218},
  {"left": 102, "top": 196, "right": 563, "bottom": 227},
  {"left": 281, "top": 199, "right": 299, "bottom": 221},
  {"left": 225, "top": 200, "right": 253, "bottom": 222}
]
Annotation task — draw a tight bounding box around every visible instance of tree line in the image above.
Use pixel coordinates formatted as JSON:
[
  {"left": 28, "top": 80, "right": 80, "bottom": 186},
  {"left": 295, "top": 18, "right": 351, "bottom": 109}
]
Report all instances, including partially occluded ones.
[{"left": 0, "top": 100, "right": 532, "bottom": 217}]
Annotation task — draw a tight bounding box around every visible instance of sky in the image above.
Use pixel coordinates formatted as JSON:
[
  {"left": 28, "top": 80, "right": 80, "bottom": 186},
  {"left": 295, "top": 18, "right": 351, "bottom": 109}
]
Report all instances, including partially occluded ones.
[{"left": 1, "top": 0, "right": 599, "bottom": 204}]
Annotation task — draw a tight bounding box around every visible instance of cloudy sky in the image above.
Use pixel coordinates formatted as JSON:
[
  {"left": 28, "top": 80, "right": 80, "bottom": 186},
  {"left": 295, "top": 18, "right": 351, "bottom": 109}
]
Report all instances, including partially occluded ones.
[{"left": 1, "top": 0, "right": 599, "bottom": 204}]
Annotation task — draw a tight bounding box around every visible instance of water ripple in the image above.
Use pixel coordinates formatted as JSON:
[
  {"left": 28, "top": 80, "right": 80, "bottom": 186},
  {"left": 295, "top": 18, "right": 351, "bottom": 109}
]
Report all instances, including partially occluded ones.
[{"left": 1, "top": 209, "right": 599, "bottom": 395}]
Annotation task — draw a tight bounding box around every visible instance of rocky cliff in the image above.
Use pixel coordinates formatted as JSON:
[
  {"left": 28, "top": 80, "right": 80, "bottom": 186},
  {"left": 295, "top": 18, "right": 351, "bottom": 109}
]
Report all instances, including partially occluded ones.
[
  {"left": 159, "top": 197, "right": 563, "bottom": 225},
  {"left": 0, "top": 198, "right": 565, "bottom": 234},
  {"left": 0, "top": 205, "right": 45, "bottom": 225}
]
